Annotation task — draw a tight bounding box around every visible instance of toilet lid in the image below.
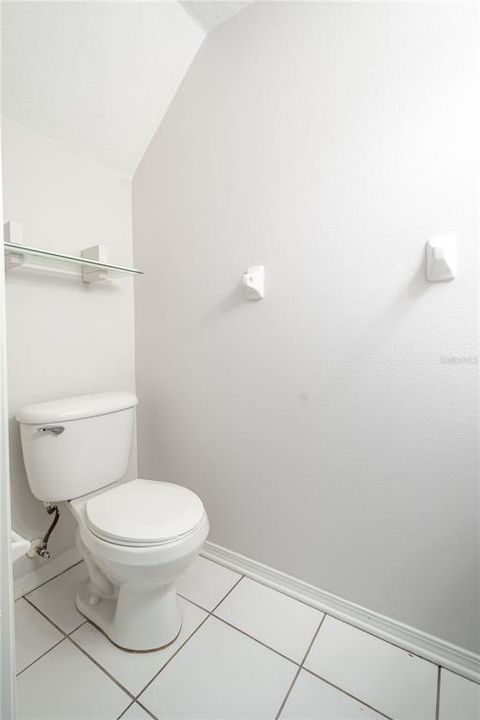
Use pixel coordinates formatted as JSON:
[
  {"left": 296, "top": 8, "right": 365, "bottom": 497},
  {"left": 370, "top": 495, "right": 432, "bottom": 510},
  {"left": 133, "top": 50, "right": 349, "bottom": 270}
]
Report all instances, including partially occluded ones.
[{"left": 85, "top": 479, "right": 205, "bottom": 546}]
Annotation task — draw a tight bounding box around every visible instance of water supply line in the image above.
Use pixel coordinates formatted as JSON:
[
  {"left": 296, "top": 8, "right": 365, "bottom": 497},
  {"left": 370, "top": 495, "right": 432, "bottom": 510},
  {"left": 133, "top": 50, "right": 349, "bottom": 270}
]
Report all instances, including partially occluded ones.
[{"left": 36, "top": 504, "right": 60, "bottom": 559}]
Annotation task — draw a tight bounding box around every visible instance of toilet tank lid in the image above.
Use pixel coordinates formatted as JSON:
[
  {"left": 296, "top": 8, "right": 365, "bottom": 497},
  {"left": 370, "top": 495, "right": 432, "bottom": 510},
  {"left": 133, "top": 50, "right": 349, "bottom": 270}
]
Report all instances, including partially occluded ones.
[{"left": 16, "top": 392, "right": 138, "bottom": 424}]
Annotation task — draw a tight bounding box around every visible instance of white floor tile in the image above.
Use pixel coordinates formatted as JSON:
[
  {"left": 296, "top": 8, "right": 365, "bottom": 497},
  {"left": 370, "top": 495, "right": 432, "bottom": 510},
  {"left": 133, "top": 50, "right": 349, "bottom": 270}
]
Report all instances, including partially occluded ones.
[
  {"left": 16, "top": 639, "right": 131, "bottom": 720},
  {"left": 304, "top": 616, "right": 437, "bottom": 720},
  {"left": 120, "top": 703, "right": 153, "bottom": 720},
  {"left": 15, "top": 598, "right": 63, "bottom": 673},
  {"left": 215, "top": 577, "right": 323, "bottom": 662},
  {"left": 71, "top": 597, "right": 207, "bottom": 695},
  {"left": 176, "top": 555, "right": 241, "bottom": 610},
  {"left": 139, "top": 615, "right": 297, "bottom": 719},
  {"left": 26, "top": 562, "right": 88, "bottom": 634},
  {"left": 281, "top": 669, "right": 385, "bottom": 719},
  {"left": 439, "top": 669, "right": 480, "bottom": 720}
]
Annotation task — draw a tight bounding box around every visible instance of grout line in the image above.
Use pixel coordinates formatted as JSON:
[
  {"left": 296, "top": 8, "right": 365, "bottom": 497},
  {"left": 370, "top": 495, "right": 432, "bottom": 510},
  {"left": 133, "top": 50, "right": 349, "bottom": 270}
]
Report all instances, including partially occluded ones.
[
  {"left": 68, "top": 619, "right": 88, "bottom": 635},
  {"left": 135, "top": 699, "right": 161, "bottom": 720},
  {"left": 23, "top": 595, "right": 86, "bottom": 638},
  {"left": 302, "top": 667, "right": 394, "bottom": 720},
  {"left": 22, "top": 595, "right": 67, "bottom": 636},
  {"left": 176, "top": 592, "right": 210, "bottom": 613},
  {"left": 16, "top": 636, "right": 67, "bottom": 677},
  {"left": 213, "top": 615, "right": 298, "bottom": 666},
  {"left": 210, "top": 574, "right": 245, "bottom": 613},
  {"left": 275, "top": 613, "right": 326, "bottom": 719},
  {"left": 67, "top": 635, "right": 136, "bottom": 701},
  {"left": 275, "top": 666, "right": 301, "bottom": 720},
  {"left": 300, "top": 612, "right": 327, "bottom": 665},
  {"left": 177, "top": 574, "right": 245, "bottom": 614},
  {"left": 115, "top": 700, "right": 136, "bottom": 720},
  {"left": 436, "top": 666, "right": 441, "bottom": 720},
  {"left": 135, "top": 575, "right": 245, "bottom": 703},
  {"left": 22, "top": 559, "right": 84, "bottom": 598}
]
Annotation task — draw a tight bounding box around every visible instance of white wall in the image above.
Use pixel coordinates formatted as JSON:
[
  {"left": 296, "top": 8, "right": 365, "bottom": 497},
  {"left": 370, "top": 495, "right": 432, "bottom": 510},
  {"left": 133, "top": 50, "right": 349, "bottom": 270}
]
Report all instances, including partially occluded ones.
[
  {"left": 3, "top": 119, "right": 137, "bottom": 581},
  {"left": 133, "top": 2, "right": 479, "bottom": 652}
]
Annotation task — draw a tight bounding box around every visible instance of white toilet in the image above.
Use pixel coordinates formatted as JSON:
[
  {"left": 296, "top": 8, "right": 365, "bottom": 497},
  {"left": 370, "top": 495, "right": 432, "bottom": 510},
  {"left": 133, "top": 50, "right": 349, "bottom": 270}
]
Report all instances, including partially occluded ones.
[{"left": 17, "top": 392, "right": 209, "bottom": 652}]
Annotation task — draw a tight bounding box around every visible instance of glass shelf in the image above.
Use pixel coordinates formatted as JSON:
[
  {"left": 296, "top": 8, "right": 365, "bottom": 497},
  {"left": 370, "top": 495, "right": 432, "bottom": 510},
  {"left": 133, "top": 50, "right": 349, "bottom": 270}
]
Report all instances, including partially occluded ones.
[{"left": 4, "top": 241, "right": 143, "bottom": 280}]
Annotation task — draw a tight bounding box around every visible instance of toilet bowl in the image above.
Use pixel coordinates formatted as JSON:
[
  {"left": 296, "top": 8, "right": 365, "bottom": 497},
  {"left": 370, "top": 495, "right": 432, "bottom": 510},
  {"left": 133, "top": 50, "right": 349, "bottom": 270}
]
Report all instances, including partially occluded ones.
[
  {"left": 70, "top": 478, "right": 209, "bottom": 651},
  {"left": 17, "top": 392, "right": 209, "bottom": 652}
]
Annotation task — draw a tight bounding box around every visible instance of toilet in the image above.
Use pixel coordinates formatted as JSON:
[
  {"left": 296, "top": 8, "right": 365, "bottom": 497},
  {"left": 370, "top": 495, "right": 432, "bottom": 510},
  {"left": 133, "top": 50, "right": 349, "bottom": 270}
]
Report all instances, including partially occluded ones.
[{"left": 16, "top": 392, "right": 209, "bottom": 652}]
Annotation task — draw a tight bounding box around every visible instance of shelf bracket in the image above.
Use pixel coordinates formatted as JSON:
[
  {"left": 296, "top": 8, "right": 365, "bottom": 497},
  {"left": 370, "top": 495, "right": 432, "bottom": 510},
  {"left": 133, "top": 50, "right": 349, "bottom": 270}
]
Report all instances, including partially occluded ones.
[
  {"left": 4, "top": 222, "right": 25, "bottom": 271},
  {"left": 81, "top": 245, "right": 109, "bottom": 283}
]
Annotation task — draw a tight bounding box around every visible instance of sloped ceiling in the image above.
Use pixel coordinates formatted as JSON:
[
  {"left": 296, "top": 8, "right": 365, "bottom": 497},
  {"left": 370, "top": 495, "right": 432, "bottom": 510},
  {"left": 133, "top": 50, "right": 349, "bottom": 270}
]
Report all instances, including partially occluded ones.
[
  {"left": 1, "top": 1, "right": 252, "bottom": 177},
  {"left": 179, "top": 1, "right": 253, "bottom": 31}
]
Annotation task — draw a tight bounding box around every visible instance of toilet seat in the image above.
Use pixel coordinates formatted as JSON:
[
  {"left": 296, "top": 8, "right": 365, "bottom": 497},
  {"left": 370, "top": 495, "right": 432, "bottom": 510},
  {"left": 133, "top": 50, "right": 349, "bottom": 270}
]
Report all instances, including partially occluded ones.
[{"left": 85, "top": 478, "right": 205, "bottom": 547}]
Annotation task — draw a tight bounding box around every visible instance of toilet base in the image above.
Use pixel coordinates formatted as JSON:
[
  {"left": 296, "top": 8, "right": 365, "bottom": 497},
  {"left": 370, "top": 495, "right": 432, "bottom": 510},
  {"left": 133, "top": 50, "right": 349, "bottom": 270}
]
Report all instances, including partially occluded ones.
[{"left": 76, "top": 580, "right": 182, "bottom": 652}]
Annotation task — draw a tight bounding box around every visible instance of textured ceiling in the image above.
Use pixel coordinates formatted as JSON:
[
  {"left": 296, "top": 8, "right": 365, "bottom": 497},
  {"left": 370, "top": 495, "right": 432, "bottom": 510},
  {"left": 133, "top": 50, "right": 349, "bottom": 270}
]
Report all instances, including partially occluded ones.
[{"left": 1, "top": 1, "right": 252, "bottom": 177}]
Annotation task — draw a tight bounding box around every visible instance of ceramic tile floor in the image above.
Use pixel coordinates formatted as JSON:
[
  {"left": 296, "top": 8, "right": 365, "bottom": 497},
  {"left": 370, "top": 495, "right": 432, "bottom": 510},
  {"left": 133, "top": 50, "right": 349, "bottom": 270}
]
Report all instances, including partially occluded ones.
[{"left": 15, "top": 556, "right": 480, "bottom": 720}]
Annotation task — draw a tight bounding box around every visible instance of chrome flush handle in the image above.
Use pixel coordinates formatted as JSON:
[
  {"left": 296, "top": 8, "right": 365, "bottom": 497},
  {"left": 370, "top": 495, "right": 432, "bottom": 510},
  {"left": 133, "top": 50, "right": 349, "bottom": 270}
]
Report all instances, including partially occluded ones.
[{"left": 37, "top": 426, "right": 65, "bottom": 436}]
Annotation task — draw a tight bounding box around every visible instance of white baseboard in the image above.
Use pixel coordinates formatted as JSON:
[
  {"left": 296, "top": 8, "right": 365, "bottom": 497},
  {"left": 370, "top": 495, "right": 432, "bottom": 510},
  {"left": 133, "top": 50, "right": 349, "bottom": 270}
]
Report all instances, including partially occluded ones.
[
  {"left": 14, "top": 546, "right": 82, "bottom": 600},
  {"left": 202, "top": 541, "right": 480, "bottom": 684}
]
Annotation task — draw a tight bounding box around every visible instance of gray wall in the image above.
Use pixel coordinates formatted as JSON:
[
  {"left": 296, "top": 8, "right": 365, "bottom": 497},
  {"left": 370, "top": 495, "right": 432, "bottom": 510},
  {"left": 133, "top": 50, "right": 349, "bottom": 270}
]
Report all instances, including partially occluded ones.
[
  {"left": 133, "top": 2, "right": 479, "bottom": 651},
  {"left": 4, "top": 119, "right": 137, "bottom": 581}
]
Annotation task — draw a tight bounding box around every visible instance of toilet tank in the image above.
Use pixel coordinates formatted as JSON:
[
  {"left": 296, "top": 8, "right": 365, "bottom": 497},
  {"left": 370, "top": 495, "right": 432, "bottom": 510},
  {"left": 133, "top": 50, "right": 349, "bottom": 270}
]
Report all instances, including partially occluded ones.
[{"left": 16, "top": 392, "right": 138, "bottom": 502}]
